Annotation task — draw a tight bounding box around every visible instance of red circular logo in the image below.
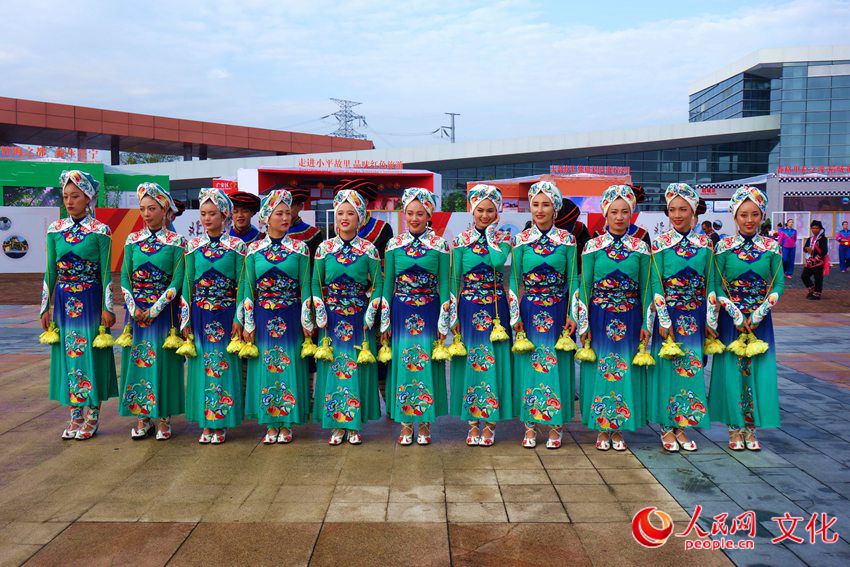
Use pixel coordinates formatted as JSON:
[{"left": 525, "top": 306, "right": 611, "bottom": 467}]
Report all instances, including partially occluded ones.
[{"left": 632, "top": 507, "right": 674, "bottom": 548}]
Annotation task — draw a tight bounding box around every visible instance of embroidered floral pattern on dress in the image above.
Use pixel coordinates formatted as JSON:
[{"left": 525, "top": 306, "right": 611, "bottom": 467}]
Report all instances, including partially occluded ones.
[
  {"left": 67, "top": 368, "right": 92, "bottom": 404},
  {"left": 396, "top": 380, "right": 434, "bottom": 417},
  {"left": 204, "top": 382, "right": 234, "bottom": 420},
  {"left": 332, "top": 244, "right": 359, "bottom": 265},
  {"left": 325, "top": 386, "right": 361, "bottom": 422},
  {"left": 673, "top": 348, "right": 703, "bottom": 378},
  {"left": 461, "top": 266, "right": 504, "bottom": 304},
  {"left": 257, "top": 270, "right": 299, "bottom": 310},
  {"left": 131, "top": 263, "right": 169, "bottom": 306},
  {"left": 591, "top": 391, "right": 631, "bottom": 430},
  {"left": 735, "top": 240, "right": 764, "bottom": 263},
  {"left": 468, "top": 344, "right": 496, "bottom": 373},
  {"left": 123, "top": 379, "right": 156, "bottom": 415},
  {"left": 334, "top": 320, "right": 354, "bottom": 342},
  {"left": 131, "top": 340, "right": 156, "bottom": 368},
  {"left": 524, "top": 383, "right": 562, "bottom": 421},
  {"left": 403, "top": 238, "right": 428, "bottom": 258},
  {"left": 62, "top": 223, "right": 87, "bottom": 245},
  {"left": 605, "top": 319, "right": 628, "bottom": 341},
  {"left": 727, "top": 271, "right": 768, "bottom": 316},
  {"left": 57, "top": 254, "right": 98, "bottom": 293},
  {"left": 263, "top": 242, "right": 289, "bottom": 263},
  {"left": 325, "top": 275, "right": 368, "bottom": 315},
  {"left": 675, "top": 314, "right": 699, "bottom": 337},
  {"left": 664, "top": 267, "right": 705, "bottom": 311},
  {"left": 401, "top": 344, "right": 431, "bottom": 372},
  {"left": 674, "top": 239, "right": 699, "bottom": 259},
  {"left": 331, "top": 353, "right": 358, "bottom": 381},
  {"left": 261, "top": 381, "right": 297, "bottom": 417},
  {"left": 667, "top": 389, "right": 707, "bottom": 427},
  {"left": 523, "top": 265, "right": 565, "bottom": 306},
  {"left": 530, "top": 237, "right": 557, "bottom": 256},
  {"left": 201, "top": 241, "right": 227, "bottom": 261},
  {"left": 263, "top": 345, "right": 292, "bottom": 373},
  {"left": 606, "top": 239, "right": 631, "bottom": 261},
  {"left": 204, "top": 321, "right": 225, "bottom": 343},
  {"left": 404, "top": 314, "right": 426, "bottom": 335},
  {"left": 195, "top": 270, "right": 237, "bottom": 311},
  {"left": 65, "top": 297, "right": 84, "bottom": 318},
  {"left": 591, "top": 271, "right": 639, "bottom": 312},
  {"left": 203, "top": 351, "right": 230, "bottom": 378},
  {"left": 472, "top": 310, "right": 493, "bottom": 331},
  {"left": 267, "top": 317, "right": 288, "bottom": 338},
  {"left": 64, "top": 331, "right": 87, "bottom": 358},
  {"left": 531, "top": 345, "right": 558, "bottom": 373},
  {"left": 599, "top": 353, "right": 628, "bottom": 382},
  {"left": 395, "top": 269, "right": 438, "bottom": 306},
  {"left": 138, "top": 236, "right": 163, "bottom": 256},
  {"left": 464, "top": 381, "right": 500, "bottom": 419},
  {"left": 532, "top": 311, "right": 555, "bottom": 333}
]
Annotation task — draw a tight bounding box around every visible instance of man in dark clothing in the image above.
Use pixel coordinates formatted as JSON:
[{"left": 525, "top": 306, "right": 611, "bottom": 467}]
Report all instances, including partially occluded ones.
[{"left": 802, "top": 220, "right": 829, "bottom": 300}]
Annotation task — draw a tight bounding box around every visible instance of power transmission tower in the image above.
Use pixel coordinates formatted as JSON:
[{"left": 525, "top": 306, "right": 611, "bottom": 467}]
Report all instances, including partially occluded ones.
[
  {"left": 329, "top": 98, "right": 367, "bottom": 139},
  {"left": 440, "top": 112, "right": 460, "bottom": 143}
]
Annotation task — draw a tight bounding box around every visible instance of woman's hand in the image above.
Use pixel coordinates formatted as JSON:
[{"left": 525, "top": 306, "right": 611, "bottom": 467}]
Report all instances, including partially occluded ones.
[
  {"left": 706, "top": 327, "right": 717, "bottom": 339},
  {"left": 182, "top": 326, "right": 192, "bottom": 340},
  {"left": 452, "top": 323, "right": 460, "bottom": 335},
  {"left": 102, "top": 310, "right": 116, "bottom": 329},
  {"left": 231, "top": 322, "right": 243, "bottom": 338},
  {"left": 40, "top": 311, "right": 51, "bottom": 331},
  {"left": 659, "top": 326, "right": 671, "bottom": 340},
  {"left": 565, "top": 319, "right": 576, "bottom": 336},
  {"left": 381, "top": 331, "right": 391, "bottom": 343},
  {"left": 640, "top": 329, "right": 652, "bottom": 344},
  {"left": 303, "top": 328, "right": 312, "bottom": 338},
  {"left": 242, "top": 330, "right": 255, "bottom": 344},
  {"left": 745, "top": 317, "right": 758, "bottom": 332},
  {"left": 437, "top": 332, "right": 446, "bottom": 342},
  {"left": 580, "top": 331, "right": 591, "bottom": 344},
  {"left": 513, "top": 321, "right": 524, "bottom": 333}
]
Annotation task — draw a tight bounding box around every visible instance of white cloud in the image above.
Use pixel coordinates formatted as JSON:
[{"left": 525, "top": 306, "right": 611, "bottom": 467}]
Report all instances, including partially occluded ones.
[{"left": 1, "top": 0, "right": 849, "bottom": 146}]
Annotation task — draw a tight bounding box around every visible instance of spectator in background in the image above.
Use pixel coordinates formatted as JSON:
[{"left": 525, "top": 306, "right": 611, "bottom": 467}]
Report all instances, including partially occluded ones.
[
  {"left": 701, "top": 220, "right": 720, "bottom": 247},
  {"left": 713, "top": 220, "right": 726, "bottom": 240},
  {"left": 836, "top": 220, "right": 850, "bottom": 273},
  {"left": 802, "top": 220, "right": 829, "bottom": 300},
  {"left": 778, "top": 218, "right": 798, "bottom": 279}
]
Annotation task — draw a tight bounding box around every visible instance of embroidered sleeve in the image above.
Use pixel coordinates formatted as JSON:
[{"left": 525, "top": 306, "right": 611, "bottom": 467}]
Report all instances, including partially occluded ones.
[
  {"left": 150, "top": 246, "right": 184, "bottom": 320},
  {"left": 311, "top": 255, "right": 328, "bottom": 329},
  {"left": 179, "top": 248, "right": 194, "bottom": 332},
  {"left": 379, "top": 248, "right": 395, "bottom": 334},
  {"left": 508, "top": 244, "right": 522, "bottom": 328},
  {"left": 437, "top": 247, "right": 452, "bottom": 336},
  {"left": 364, "top": 253, "right": 382, "bottom": 330},
  {"left": 41, "top": 233, "right": 57, "bottom": 316}
]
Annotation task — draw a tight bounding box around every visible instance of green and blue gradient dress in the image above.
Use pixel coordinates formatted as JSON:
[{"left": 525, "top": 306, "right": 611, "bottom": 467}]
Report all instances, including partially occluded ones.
[
  {"left": 119, "top": 226, "right": 185, "bottom": 418},
  {"left": 180, "top": 233, "right": 246, "bottom": 429},
  {"left": 311, "top": 236, "right": 383, "bottom": 430},
  {"left": 647, "top": 229, "right": 717, "bottom": 431},
  {"left": 508, "top": 225, "right": 578, "bottom": 426},
  {"left": 709, "top": 233, "right": 784, "bottom": 428},
  {"left": 380, "top": 229, "right": 450, "bottom": 424},
  {"left": 575, "top": 231, "right": 651, "bottom": 432},
  {"left": 43, "top": 215, "right": 118, "bottom": 408},
  {"left": 241, "top": 234, "right": 312, "bottom": 427},
  {"left": 449, "top": 225, "right": 514, "bottom": 422}
]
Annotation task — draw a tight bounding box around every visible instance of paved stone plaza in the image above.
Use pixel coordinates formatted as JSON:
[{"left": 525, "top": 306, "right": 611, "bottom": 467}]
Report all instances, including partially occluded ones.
[{"left": 2, "top": 299, "right": 850, "bottom": 566}]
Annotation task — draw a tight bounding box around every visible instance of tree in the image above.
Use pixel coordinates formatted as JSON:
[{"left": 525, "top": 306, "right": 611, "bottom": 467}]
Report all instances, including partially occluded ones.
[
  {"left": 441, "top": 191, "right": 468, "bottom": 212},
  {"left": 120, "top": 152, "right": 182, "bottom": 165}
]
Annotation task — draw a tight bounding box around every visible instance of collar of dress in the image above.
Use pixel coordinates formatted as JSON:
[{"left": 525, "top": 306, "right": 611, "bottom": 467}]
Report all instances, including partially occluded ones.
[
  {"left": 186, "top": 232, "right": 245, "bottom": 254},
  {"left": 386, "top": 228, "right": 447, "bottom": 253},
  {"left": 514, "top": 225, "right": 574, "bottom": 247},
  {"left": 126, "top": 226, "right": 184, "bottom": 246},
  {"left": 652, "top": 229, "right": 712, "bottom": 253},
  {"left": 248, "top": 234, "right": 306, "bottom": 256}
]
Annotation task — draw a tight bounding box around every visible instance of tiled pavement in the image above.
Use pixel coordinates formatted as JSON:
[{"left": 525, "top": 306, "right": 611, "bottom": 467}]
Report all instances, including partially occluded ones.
[{"left": 1, "top": 307, "right": 849, "bottom": 566}]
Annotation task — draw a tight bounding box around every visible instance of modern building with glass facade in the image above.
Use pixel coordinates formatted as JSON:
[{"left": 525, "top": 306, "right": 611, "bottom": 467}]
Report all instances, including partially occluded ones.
[{"left": 124, "top": 45, "right": 850, "bottom": 212}]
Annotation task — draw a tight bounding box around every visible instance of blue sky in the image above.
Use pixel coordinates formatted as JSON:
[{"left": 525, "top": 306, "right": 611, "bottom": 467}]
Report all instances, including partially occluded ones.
[{"left": 2, "top": 0, "right": 849, "bottom": 148}]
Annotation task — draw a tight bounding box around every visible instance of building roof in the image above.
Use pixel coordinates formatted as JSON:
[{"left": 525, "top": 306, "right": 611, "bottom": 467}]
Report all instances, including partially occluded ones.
[
  {"left": 123, "top": 115, "right": 780, "bottom": 183},
  {"left": 0, "top": 96, "right": 373, "bottom": 160},
  {"left": 689, "top": 45, "right": 850, "bottom": 94}
]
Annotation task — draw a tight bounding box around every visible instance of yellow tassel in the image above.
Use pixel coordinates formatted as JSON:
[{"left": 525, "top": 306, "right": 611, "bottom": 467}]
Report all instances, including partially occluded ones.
[
  {"left": 162, "top": 327, "right": 184, "bottom": 350},
  {"left": 356, "top": 338, "right": 376, "bottom": 364},
  {"left": 175, "top": 334, "right": 197, "bottom": 358},
  {"left": 447, "top": 331, "right": 467, "bottom": 357},
  {"left": 238, "top": 340, "right": 259, "bottom": 359},
  {"left": 92, "top": 325, "right": 115, "bottom": 348},
  {"left": 703, "top": 337, "right": 725, "bottom": 355},
  {"left": 115, "top": 324, "right": 133, "bottom": 348},
  {"left": 300, "top": 336, "right": 318, "bottom": 359},
  {"left": 432, "top": 340, "right": 451, "bottom": 361},
  {"left": 554, "top": 329, "right": 577, "bottom": 352},
  {"left": 632, "top": 342, "right": 656, "bottom": 366},
  {"left": 744, "top": 333, "right": 769, "bottom": 357},
  {"left": 727, "top": 333, "right": 749, "bottom": 357},
  {"left": 658, "top": 335, "right": 685, "bottom": 360},
  {"left": 575, "top": 339, "right": 596, "bottom": 362},
  {"left": 489, "top": 317, "right": 509, "bottom": 342},
  {"left": 511, "top": 331, "right": 535, "bottom": 353},
  {"left": 226, "top": 335, "right": 244, "bottom": 354},
  {"left": 377, "top": 338, "right": 393, "bottom": 363},
  {"left": 39, "top": 321, "right": 60, "bottom": 345},
  {"left": 314, "top": 336, "right": 334, "bottom": 362}
]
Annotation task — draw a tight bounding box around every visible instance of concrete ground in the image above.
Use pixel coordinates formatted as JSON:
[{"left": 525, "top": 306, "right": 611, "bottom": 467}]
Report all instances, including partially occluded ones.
[{"left": 1, "top": 300, "right": 850, "bottom": 565}]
